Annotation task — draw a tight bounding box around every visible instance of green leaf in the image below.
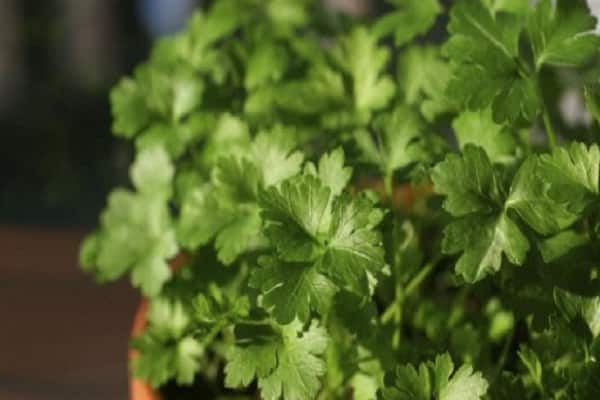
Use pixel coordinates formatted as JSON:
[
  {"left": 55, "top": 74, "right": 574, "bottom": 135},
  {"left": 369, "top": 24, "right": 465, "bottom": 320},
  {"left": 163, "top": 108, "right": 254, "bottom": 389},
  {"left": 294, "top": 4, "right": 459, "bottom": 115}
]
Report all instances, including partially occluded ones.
[
  {"left": 355, "top": 106, "right": 430, "bottom": 177},
  {"left": 260, "top": 172, "right": 385, "bottom": 297},
  {"left": 452, "top": 108, "right": 517, "bottom": 163},
  {"left": 178, "top": 128, "right": 303, "bottom": 264},
  {"left": 250, "top": 256, "right": 337, "bottom": 324},
  {"left": 433, "top": 145, "right": 529, "bottom": 282},
  {"left": 186, "top": 2, "right": 245, "bottom": 49},
  {"left": 314, "top": 147, "right": 352, "bottom": 198},
  {"left": 443, "top": 213, "right": 529, "bottom": 283},
  {"left": 225, "top": 321, "right": 328, "bottom": 400},
  {"left": 447, "top": 0, "right": 521, "bottom": 60},
  {"left": 110, "top": 78, "right": 151, "bottom": 138},
  {"left": 584, "top": 83, "right": 600, "bottom": 126},
  {"left": 130, "top": 146, "right": 174, "bottom": 196},
  {"left": 131, "top": 298, "right": 203, "bottom": 387},
  {"left": 82, "top": 148, "right": 177, "bottom": 296},
  {"left": 554, "top": 288, "right": 600, "bottom": 338},
  {"left": 508, "top": 142, "right": 600, "bottom": 235},
  {"left": 373, "top": 0, "right": 442, "bottom": 46},
  {"left": 537, "top": 230, "right": 589, "bottom": 263},
  {"left": 200, "top": 113, "right": 251, "bottom": 169},
  {"left": 331, "top": 27, "right": 395, "bottom": 113},
  {"left": 172, "top": 75, "right": 204, "bottom": 121},
  {"left": 261, "top": 175, "right": 331, "bottom": 262},
  {"left": 317, "top": 194, "right": 385, "bottom": 294},
  {"left": 274, "top": 64, "right": 347, "bottom": 115},
  {"left": 382, "top": 353, "right": 488, "bottom": 400},
  {"left": 397, "top": 46, "right": 454, "bottom": 121},
  {"left": 528, "top": 0, "right": 600, "bottom": 69},
  {"left": 245, "top": 42, "right": 290, "bottom": 90},
  {"left": 517, "top": 346, "right": 544, "bottom": 392},
  {"left": 484, "top": 0, "right": 530, "bottom": 15},
  {"left": 445, "top": 1, "right": 540, "bottom": 124},
  {"left": 432, "top": 145, "right": 500, "bottom": 217},
  {"left": 251, "top": 126, "right": 304, "bottom": 187}
]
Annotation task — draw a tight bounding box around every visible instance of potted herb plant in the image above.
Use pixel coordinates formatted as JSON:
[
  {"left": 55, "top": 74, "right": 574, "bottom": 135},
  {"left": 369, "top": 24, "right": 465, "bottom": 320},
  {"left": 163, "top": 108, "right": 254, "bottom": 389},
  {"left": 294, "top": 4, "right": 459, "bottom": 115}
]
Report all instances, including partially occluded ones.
[{"left": 80, "top": 0, "right": 600, "bottom": 398}]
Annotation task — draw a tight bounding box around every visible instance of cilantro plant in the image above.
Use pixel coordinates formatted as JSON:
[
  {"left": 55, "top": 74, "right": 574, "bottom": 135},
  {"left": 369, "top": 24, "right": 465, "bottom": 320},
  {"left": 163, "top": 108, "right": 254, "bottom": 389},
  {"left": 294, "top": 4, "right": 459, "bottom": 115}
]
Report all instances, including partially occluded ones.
[{"left": 80, "top": 0, "right": 600, "bottom": 398}]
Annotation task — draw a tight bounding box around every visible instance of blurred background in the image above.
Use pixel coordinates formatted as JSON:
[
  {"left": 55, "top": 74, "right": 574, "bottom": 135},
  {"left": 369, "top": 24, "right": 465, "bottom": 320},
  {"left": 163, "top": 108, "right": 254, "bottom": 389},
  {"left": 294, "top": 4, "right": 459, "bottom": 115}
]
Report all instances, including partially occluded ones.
[{"left": 0, "top": 0, "right": 375, "bottom": 399}]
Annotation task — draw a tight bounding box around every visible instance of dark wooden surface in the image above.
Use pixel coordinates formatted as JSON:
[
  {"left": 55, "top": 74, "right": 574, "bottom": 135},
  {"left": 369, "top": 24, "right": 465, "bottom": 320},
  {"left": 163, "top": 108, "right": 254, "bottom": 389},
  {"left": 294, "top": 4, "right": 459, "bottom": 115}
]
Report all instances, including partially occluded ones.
[{"left": 0, "top": 226, "right": 139, "bottom": 399}]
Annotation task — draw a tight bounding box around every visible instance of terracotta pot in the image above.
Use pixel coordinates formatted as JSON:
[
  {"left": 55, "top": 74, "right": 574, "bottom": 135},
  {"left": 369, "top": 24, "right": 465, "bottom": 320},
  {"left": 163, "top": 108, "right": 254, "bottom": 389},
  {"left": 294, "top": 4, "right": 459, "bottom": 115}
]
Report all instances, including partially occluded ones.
[{"left": 129, "top": 254, "right": 188, "bottom": 400}]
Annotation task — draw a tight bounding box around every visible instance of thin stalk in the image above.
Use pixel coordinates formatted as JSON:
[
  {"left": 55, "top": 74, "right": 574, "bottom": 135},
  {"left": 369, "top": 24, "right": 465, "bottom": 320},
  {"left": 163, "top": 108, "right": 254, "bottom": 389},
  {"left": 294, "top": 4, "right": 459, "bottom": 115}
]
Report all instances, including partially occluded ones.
[
  {"left": 542, "top": 108, "right": 557, "bottom": 150},
  {"left": 404, "top": 261, "right": 436, "bottom": 297},
  {"left": 380, "top": 260, "right": 437, "bottom": 324},
  {"left": 383, "top": 172, "right": 393, "bottom": 202},
  {"left": 489, "top": 330, "right": 514, "bottom": 387},
  {"left": 381, "top": 285, "right": 403, "bottom": 324}
]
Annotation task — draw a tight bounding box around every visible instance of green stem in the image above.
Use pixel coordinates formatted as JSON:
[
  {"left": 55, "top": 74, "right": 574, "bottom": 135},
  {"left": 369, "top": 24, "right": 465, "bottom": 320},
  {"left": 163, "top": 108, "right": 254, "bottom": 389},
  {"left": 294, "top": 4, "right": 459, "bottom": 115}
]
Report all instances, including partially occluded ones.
[
  {"left": 381, "top": 285, "right": 403, "bottom": 324},
  {"left": 383, "top": 172, "right": 393, "bottom": 201},
  {"left": 490, "top": 330, "right": 514, "bottom": 386},
  {"left": 404, "top": 261, "right": 436, "bottom": 297},
  {"left": 542, "top": 108, "right": 557, "bottom": 150},
  {"left": 380, "top": 260, "right": 438, "bottom": 324}
]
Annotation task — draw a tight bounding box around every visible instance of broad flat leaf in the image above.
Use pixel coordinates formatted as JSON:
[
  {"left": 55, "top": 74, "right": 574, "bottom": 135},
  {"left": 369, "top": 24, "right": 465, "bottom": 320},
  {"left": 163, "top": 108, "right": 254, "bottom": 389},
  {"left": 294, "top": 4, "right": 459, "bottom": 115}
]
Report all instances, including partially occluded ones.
[
  {"left": 447, "top": 0, "right": 521, "bottom": 59},
  {"left": 445, "top": 1, "right": 540, "bottom": 124},
  {"left": 261, "top": 174, "right": 385, "bottom": 297},
  {"left": 225, "top": 321, "right": 328, "bottom": 400},
  {"left": 433, "top": 145, "right": 529, "bottom": 282},
  {"left": 250, "top": 256, "right": 337, "bottom": 324},
  {"left": 186, "top": 1, "right": 245, "bottom": 50},
  {"left": 537, "top": 230, "right": 589, "bottom": 263},
  {"left": 443, "top": 213, "right": 529, "bottom": 283},
  {"left": 131, "top": 298, "right": 203, "bottom": 387},
  {"left": 554, "top": 288, "right": 600, "bottom": 338},
  {"left": 192, "top": 286, "right": 251, "bottom": 325},
  {"left": 177, "top": 157, "right": 261, "bottom": 264},
  {"left": 200, "top": 113, "right": 251, "bottom": 169},
  {"left": 172, "top": 74, "right": 203, "bottom": 121},
  {"left": 259, "top": 156, "right": 384, "bottom": 315},
  {"left": 382, "top": 353, "right": 488, "bottom": 400},
  {"left": 179, "top": 129, "right": 303, "bottom": 264},
  {"left": 584, "top": 83, "right": 600, "bottom": 126},
  {"left": 431, "top": 145, "right": 500, "bottom": 217},
  {"left": 315, "top": 147, "right": 352, "bottom": 197},
  {"left": 214, "top": 207, "right": 263, "bottom": 264},
  {"left": 225, "top": 333, "right": 279, "bottom": 388},
  {"left": 452, "top": 108, "right": 517, "bottom": 163},
  {"left": 373, "top": 0, "right": 442, "bottom": 46},
  {"left": 131, "top": 146, "right": 174, "bottom": 196},
  {"left": 135, "top": 113, "right": 216, "bottom": 159},
  {"left": 508, "top": 142, "right": 600, "bottom": 235},
  {"left": 82, "top": 148, "right": 177, "bottom": 296},
  {"left": 245, "top": 41, "right": 290, "bottom": 90},
  {"left": 94, "top": 190, "right": 177, "bottom": 295},
  {"left": 251, "top": 127, "right": 304, "bottom": 187},
  {"left": 485, "top": 0, "right": 530, "bottom": 15},
  {"left": 260, "top": 175, "right": 331, "bottom": 262},
  {"left": 331, "top": 27, "right": 395, "bottom": 113},
  {"left": 355, "top": 106, "right": 430, "bottom": 176},
  {"left": 317, "top": 194, "right": 385, "bottom": 294},
  {"left": 440, "top": 364, "right": 489, "bottom": 400},
  {"left": 528, "top": 0, "right": 600, "bottom": 69},
  {"left": 274, "top": 64, "right": 347, "bottom": 115},
  {"left": 110, "top": 78, "right": 151, "bottom": 138},
  {"left": 397, "top": 46, "right": 454, "bottom": 121},
  {"left": 177, "top": 184, "right": 235, "bottom": 250}
]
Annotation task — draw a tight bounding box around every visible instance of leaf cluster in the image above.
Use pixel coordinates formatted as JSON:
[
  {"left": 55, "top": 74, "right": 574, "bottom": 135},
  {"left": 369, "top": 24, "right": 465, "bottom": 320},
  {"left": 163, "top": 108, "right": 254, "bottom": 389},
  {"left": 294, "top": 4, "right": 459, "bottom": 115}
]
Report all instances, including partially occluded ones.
[{"left": 80, "top": 0, "right": 600, "bottom": 398}]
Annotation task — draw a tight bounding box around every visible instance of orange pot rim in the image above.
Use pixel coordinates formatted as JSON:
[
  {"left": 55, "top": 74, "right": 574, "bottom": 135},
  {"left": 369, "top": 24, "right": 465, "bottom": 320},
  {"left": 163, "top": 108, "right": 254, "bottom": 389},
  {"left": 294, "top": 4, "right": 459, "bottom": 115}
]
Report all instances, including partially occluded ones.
[{"left": 129, "top": 254, "right": 188, "bottom": 400}]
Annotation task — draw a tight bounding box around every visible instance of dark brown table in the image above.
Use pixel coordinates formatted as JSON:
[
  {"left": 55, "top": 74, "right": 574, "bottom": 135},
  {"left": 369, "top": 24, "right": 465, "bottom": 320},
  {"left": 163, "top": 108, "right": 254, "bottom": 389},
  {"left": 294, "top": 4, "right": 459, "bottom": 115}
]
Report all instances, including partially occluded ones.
[{"left": 0, "top": 226, "right": 139, "bottom": 399}]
